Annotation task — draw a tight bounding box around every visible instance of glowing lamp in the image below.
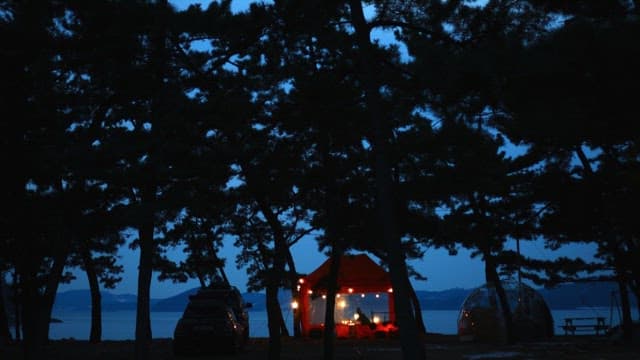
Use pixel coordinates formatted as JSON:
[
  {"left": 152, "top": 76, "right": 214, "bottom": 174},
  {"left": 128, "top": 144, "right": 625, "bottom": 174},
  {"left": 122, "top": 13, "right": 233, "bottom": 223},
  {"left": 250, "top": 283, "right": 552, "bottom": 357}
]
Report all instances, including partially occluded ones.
[
  {"left": 307, "top": 290, "right": 313, "bottom": 295},
  {"left": 373, "top": 316, "right": 380, "bottom": 324},
  {"left": 291, "top": 300, "right": 299, "bottom": 309},
  {"left": 338, "top": 299, "right": 346, "bottom": 309},
  {"left": 354, "top": 313, "right": 360, "bottom": 320},
  {"left": 360, "top": 294, "right": 365, "bottom": 298},
  {"left": 298, "top": 278, "right": 305, "bottom": 284},
  {"left": 387, "top": 288, "right": 393, "bottom": 293},
  {"left": 375, "top": 294, "right": 380, "bottom": 298},
  {"left": 348, "top": 288, "right": 354, "bottom": 293},
  {"left": 322, "top": 294, "right": 326, "bottom": 299}
]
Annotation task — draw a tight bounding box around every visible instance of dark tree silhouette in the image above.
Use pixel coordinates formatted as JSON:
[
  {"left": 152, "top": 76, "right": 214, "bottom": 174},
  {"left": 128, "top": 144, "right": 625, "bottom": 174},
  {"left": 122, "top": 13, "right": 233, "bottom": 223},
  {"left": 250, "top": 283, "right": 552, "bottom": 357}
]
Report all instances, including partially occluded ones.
[
  {"left": 0, "top": 1, "right": 94, "bottom": 357},
  {"left": 0, "top": 271, "right": 11, "bottom": 346},
  {"left": 2, "top": 0, "right": 639, "bottom": 357},
  {"left": 497, "top": 0, "right": 640, "bottom": 341}
]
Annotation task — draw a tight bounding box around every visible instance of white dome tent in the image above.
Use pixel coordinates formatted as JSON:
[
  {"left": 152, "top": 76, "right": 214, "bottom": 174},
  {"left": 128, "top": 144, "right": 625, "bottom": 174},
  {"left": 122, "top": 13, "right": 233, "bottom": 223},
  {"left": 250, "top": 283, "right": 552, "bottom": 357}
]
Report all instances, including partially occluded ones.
[{"left": 458, "top": 281, "right": 554, "bottom": 342}]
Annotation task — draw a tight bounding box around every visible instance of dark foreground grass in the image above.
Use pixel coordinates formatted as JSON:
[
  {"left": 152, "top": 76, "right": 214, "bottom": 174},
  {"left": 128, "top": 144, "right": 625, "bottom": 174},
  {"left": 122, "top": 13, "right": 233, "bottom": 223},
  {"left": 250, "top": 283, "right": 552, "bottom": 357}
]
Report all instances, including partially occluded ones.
[{"left": 1, "top": 334, "right": 638, "bottom": 360}]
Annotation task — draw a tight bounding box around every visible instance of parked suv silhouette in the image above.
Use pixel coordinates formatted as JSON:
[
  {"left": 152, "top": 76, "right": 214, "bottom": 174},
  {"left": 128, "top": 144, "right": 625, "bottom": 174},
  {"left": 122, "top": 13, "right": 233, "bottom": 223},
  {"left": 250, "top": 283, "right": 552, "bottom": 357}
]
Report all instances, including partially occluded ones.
[{"left": 173, "top": 282, "right": 251, "bottom": 356}]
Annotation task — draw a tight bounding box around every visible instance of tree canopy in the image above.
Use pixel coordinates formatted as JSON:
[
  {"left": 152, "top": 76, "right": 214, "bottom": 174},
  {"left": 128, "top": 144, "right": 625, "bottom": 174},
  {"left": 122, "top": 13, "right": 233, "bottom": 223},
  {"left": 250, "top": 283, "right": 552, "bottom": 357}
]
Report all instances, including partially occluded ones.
[{"left": 1, "top": 0, "right": 639, "bottom": 358}]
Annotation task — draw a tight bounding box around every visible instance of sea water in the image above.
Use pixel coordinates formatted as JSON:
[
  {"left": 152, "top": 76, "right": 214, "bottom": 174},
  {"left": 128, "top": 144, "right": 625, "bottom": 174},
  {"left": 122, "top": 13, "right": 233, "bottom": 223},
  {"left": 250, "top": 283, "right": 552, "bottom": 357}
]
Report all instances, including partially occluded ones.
[{"left": 44, "top": 307, "right": 631, "bottom": 340}]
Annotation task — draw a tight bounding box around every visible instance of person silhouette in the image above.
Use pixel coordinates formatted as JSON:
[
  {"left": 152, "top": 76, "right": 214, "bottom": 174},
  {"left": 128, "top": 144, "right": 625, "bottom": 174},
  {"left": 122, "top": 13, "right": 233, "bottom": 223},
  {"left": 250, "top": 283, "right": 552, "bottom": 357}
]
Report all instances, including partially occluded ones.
[{"left": 356, "top": 307, "right": 371, "bottom": 325}]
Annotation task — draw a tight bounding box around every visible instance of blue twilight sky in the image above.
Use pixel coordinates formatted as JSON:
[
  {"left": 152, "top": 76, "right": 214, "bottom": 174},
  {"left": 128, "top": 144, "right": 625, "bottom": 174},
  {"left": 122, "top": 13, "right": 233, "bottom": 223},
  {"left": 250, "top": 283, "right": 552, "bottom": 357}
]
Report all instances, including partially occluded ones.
[
  {"left": 58, "top": 233, "right": 599, "bottom": 298},
  {"left": 59, "top": 0, "right": 600, "bottom": 299}
]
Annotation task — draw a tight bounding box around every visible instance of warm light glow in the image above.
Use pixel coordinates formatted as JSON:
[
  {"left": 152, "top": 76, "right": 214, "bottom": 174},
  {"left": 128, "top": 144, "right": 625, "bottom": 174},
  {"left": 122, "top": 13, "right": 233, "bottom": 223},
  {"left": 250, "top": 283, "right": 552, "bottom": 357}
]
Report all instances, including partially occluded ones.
[
  {"left": 348, "top": 288, "right": 354, "bottom": 293},
  {"left": 322, "top": 294, "right": 326, "bottom": 299},
  {"left": 387, "top": 288, "right": 393, "bottom": 293},
  {"left": 338, "top": 299, "right": 347, "bottom": 309},
  {"left": 336, "top": 294, "right": 341, "bottom": 298},
  {"left": 373, "top": 316, "right": 380, "bottom": 324},
  {"left": 296, "top": 285, "right": 301, "bottom": 291},
  {"left": 307, "top": 290, "right": 313, "bottom": 295},
  {"left": 354, "top": 313, "right": 360, "bottom": 320},
  {"left": 299, "top": 278, "right": 305, "bottom": 284},
  {"left": 375, "top": 294, "right": 380, "bottom": 298},
  {"left": 291, "top": 300, "right": 299, "bottom": 310},
  {"left": 360, "top": 294, "right": 365, "bottom": 298}
]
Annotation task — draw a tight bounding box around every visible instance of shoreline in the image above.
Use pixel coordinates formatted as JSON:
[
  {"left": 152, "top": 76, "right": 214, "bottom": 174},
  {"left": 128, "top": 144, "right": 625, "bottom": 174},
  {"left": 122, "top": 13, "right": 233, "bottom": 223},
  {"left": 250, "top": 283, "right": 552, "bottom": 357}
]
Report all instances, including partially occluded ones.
[{"left": 2, "top": 335, "right": 639, "bottom": 360}]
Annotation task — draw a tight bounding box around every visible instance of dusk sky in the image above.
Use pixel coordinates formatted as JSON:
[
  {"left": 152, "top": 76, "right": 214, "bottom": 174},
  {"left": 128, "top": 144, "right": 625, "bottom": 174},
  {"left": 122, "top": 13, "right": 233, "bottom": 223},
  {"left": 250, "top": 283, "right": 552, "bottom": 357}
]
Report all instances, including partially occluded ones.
[
  {"left": 58, "top": 0, "right": 600, "bottom": 299},
  {"left": 58, "top": 232, "right": 598, "bottom": 298}
]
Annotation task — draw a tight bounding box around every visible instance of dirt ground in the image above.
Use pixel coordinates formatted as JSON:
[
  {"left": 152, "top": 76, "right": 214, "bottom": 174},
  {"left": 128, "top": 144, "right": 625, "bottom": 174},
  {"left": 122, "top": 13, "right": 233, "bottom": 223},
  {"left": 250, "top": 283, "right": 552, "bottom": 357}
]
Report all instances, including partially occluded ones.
[{"left": 1, "top": 334, "right": 639, "bottom": 360}]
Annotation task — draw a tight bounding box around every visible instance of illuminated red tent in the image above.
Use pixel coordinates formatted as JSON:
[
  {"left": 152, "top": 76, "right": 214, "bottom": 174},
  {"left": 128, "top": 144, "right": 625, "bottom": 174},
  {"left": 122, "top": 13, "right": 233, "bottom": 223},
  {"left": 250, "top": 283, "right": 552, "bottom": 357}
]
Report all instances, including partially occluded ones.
[{"left": 298, "top": 254, "right": 397, "bottom": 338}]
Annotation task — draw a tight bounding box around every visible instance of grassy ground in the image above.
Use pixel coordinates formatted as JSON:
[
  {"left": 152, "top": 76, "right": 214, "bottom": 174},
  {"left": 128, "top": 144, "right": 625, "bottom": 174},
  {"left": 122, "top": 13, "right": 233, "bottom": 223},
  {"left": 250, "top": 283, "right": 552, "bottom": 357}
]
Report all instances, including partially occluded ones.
[{"left": 1, "top": 334, "right": 639, "bottom": 360}]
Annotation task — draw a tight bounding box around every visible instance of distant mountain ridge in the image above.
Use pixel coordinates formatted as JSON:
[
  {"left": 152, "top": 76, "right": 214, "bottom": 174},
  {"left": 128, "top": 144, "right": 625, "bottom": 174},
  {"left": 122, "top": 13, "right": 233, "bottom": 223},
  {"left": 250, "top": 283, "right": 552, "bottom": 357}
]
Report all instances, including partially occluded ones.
[
  {"left": 54, "top": 282, "right": 636, "bottom": 313},
  {"left": 53, "top": 289, "right": 160, "bottom": 312},
  {"left": 151, "top": 289, "right": 290, "bottom": 312},
  {"left": 416, "top": 282, "right": 637, "bottom": 310}
]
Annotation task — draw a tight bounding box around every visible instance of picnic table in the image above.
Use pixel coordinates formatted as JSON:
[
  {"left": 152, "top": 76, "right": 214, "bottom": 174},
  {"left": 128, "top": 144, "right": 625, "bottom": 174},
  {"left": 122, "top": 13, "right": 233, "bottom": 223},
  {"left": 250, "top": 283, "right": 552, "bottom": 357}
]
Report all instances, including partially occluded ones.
[{"left": 561, "top": 317, "right": 609, "bottom": 335}]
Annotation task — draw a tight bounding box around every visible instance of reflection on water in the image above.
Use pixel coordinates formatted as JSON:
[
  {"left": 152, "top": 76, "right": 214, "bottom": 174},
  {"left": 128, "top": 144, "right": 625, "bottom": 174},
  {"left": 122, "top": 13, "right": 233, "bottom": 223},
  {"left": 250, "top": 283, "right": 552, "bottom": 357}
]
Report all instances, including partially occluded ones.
[{"left": 46, "top": 307, "right": 631, "bottom": 340}]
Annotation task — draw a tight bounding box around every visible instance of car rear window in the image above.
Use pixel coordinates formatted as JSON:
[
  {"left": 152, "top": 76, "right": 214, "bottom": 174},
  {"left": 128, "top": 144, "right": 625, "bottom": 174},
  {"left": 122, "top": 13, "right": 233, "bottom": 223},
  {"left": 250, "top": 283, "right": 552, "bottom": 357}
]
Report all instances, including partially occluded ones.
[{"left": 183, "top": 301, "right": 229, "bottom": 317}]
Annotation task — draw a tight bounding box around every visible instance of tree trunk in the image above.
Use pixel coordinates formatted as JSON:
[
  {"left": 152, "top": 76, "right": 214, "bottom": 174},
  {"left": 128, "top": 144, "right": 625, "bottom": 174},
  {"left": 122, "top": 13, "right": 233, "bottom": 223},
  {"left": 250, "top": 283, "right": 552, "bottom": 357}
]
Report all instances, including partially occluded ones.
[
  {"left": 14, "top": 302, "right": 20, "bottom": 343},
  {"left": 255, "top": 197, "right": 289, "bottom": 355},
  {"left": 629, "top": 255, "right": 640, "bottom": 321},
  {"left": 323, "top": 248, "right": 341, "bottom": 360},
  {"left": 20, "top": 275, "right": 46, "bottom": 360},
  {"left": 278, "top": 299, "right": 290, "bottom": 337},
  {"left": 196, "top": 272, "right": 206, "bottom": 288},
  {"left": 134, "top": 206, "right": 154, "bottom": 360},
  {"left": 266, "top": 281, "right": 282, "bottom": 360},
  {"left": 484, "top": 253, "right": 515, "bottom": 344},
  {"left": 12, "top": 271, "right": 20, "bottom": 342},
  {"left": 133, "top": 0, "right": 173, "bottom": 354},
  {"left": 617, "top": 277, "right": 633, "bottom": 343},
  {"left": 83, "top": 247, "right": 102, "bottom": 343},
  {"left": 207, "top": 243, "right": 230, "bottom": 286},
  {"left": 318, "top": 125, "right": 342, "bottom": 360},
  {"left": 408, "top": 281, "right": 427, "bottom": 334},
  {"left": 285, "top": 249, "right": 302, "bottom": 337},
  {"left": 634, "top": 283, "right": 640, "bottom": 321},
  {"left": 0, "top": 273, "right": 12, "bottom": 345},
  {"left": 20, "top": 244, "right": 67, "bottom": 360},
  {"left": 347, "top": 1, "right": 425, "bottom": 359}
]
